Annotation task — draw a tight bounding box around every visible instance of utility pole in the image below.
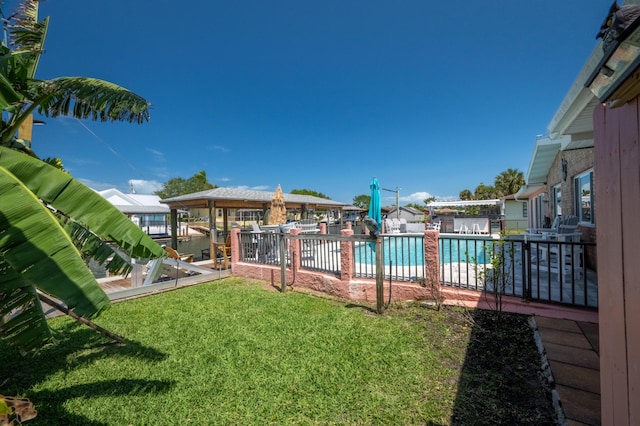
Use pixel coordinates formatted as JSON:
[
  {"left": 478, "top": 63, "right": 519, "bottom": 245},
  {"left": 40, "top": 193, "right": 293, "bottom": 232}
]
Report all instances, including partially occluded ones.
[{"left": 382, "top": 187, "right": 401, "bottom": 218}]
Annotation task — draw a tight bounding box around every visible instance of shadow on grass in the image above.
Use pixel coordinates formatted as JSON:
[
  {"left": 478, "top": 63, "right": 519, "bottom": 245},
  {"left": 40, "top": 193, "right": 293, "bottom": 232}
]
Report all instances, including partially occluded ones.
[
  {"left": 0, "top": 322, "right": 174, "bottom": 425},
  {"left": 30, "top": 379, "right": 175, "bottom": 426},
  {"left": 450, "top": 309, "right": 555, "bottom": 425},
  {"left": 344, "top": 303, "right": 377, "bottom": 314}
]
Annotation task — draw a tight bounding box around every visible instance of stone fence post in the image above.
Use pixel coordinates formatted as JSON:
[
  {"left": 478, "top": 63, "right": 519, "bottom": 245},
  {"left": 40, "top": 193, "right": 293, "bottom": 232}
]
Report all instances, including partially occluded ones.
[
  {"left": 424, "top": 229, "right": 440, "bottom": 292},
  {"left": 289, "top": 228, "right": 302, "bottom": 271},
  {"left": 231, "top": 227, "right": 241, "bottom": 265},
  {"left": 340, "top": 229, "right": 354, "bottom": 281}
]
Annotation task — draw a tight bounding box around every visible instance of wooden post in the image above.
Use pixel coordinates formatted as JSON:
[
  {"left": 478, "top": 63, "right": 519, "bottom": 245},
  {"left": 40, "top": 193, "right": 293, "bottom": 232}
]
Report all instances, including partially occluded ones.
[
  {"left": 170, "top": 209, "right": 178, "bottom": 249},
  {"left": 375, "top": 238, "right": 384, "bottom": 314},
  {"left": 37, "top": 292, "right": 125, "bottom": 345}
]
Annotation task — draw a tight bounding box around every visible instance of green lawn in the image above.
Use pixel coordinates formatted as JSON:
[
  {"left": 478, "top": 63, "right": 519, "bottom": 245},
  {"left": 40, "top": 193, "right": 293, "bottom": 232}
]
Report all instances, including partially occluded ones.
[{"left": 0, "top": 278, "right": 554, "bottom": 425}]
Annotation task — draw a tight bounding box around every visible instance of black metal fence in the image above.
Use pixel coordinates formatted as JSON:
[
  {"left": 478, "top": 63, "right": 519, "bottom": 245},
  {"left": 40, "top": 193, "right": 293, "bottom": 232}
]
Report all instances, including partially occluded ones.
[
  {"left": 238, "top": 230, "right": 598, "bottom": 308},
  {"left": 353, "top": 234, "right": 425, "bottom": 283},
  {"left": 440, "top": 236, "right": 597, "bottom": 308}
]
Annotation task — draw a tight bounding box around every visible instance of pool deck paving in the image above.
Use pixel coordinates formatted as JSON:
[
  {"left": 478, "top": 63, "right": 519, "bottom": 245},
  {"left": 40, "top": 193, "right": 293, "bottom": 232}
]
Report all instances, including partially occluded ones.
[{"left": 534, "top": 315, "right": 600, "bottom": 425}]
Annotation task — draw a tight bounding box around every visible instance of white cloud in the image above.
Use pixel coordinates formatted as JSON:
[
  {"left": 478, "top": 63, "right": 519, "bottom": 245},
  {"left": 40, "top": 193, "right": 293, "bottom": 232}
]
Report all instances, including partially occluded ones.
[
  {"left": 129, "top": 179, "right": 162, "bottom": 194},
  {"left": 400, "top": 191, "right": 433, "bottom": 203},
  {"left": 146, "top": 148, "right": 166, "bottom": 162}
]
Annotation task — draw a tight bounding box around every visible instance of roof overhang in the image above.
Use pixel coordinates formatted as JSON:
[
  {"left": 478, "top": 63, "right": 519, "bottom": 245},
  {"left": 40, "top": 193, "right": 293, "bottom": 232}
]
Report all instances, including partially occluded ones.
[
  {"left": 161, "top": 187, "right": 348, "bottom": 211},
  {"left": 548, "top": 45, "right": 602, "bottom": 139},
  {"left": 525, "top": 136, "right": 563, "bottom": 186},
  {"left": 112, "top": 205, "right": 170, "bottom": 215},
  {"left": 514, "top": 184, "right": 545, "bottom": 200}
]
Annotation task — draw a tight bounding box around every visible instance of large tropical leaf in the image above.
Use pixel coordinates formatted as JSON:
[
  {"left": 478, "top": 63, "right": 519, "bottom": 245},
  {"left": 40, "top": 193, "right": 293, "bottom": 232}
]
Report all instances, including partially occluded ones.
[
  {"left": 0, "top": 72, "right": 22, "bottom": 109},
  {"left": 60, "top": 216, "right": 138, "bottom": 277},
  {"left": 0, "top": 165, "right": 110, "bottom": 352},
  {"left": 33, "top": 77, "right": 151, "bottom": 124},
  {"left": 0, "top": 147, "right": 166, "bottom": 260}
]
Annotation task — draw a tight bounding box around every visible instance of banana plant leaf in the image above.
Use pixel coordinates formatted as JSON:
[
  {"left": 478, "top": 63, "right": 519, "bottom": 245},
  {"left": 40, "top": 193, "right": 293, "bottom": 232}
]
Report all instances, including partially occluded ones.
[
  {"left": 0, "top": 165, "right": 109, "bottom": 352},
  {"left": 0, "top": 147, "right": 166, "bottom": 260},
  {"left": 0, "top": 147, "right": 166, "bottom": 352}
]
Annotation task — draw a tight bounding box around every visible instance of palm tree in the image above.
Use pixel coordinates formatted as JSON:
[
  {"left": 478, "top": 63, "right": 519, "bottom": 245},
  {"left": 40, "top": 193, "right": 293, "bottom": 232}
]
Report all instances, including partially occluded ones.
[
  {"left": 0, "top": 1, "right": 165, "bottom": 353},
  {"left": 494, "top": 168, "right": 525, "bottom": 197}
]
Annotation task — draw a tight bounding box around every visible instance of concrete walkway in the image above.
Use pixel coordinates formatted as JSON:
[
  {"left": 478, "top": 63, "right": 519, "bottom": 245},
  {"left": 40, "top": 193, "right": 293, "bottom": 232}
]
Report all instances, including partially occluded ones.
[{"left": 534, "top": 316, "right": 600, "bottom": 425}]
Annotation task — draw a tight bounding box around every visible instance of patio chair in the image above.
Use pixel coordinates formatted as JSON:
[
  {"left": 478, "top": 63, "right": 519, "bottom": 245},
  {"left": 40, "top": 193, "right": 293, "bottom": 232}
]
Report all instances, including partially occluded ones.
[
  {"left": 531, "top": 231, "right": 583, "bottom": 278},
  {"left": 527, "top": 216, "right": 561, "bottom": 236},
  {"left": 213, "top": 234, "right": 232, "bottom": 269},
  {"left": 298, "top": 219, "right": 319, "bottom": 234},
  {"left": 426, "top": 221, "right": 441, "bottom": 231},
  {"left": 163, "top": 246, "right": 194, "bottom": 263}
]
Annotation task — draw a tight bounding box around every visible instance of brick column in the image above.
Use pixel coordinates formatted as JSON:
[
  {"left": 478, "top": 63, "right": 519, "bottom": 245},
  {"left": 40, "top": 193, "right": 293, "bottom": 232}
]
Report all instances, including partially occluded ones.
[
  {"left": 230, "top": 228, "right": 241, "bottom": 265},
  {"left": 340, "top": 229, "right": 354, "bottom": 281},
  {"left": 424, "top": 229, "right": 440, "bottom": 289},
  {"left": 289, "top": 228, "right": 302, "bottom": 271},
  {"left": 320, "top": 222, "right": 327, "bottom": 234}
]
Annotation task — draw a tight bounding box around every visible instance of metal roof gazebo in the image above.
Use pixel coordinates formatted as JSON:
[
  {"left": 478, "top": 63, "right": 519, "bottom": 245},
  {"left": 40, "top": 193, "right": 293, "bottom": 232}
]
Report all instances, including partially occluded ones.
[{"left": 160, "top": 187, "right": 348, "bottom": 249}]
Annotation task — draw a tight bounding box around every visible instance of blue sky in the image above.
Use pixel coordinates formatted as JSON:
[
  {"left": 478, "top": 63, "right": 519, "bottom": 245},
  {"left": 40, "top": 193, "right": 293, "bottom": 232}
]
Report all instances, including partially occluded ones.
[{"left": 20, "top": 1, "right": 607, "bottom": 205}]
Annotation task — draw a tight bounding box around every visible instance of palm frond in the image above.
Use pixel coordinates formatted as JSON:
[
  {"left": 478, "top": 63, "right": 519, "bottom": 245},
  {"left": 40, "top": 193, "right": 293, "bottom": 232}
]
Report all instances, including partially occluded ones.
[
  {"left": 6, "top": 0, "right": 47, "bottom": 78},
  {"left": 33, "top": 77, "right": 151, "bottom": 124}
]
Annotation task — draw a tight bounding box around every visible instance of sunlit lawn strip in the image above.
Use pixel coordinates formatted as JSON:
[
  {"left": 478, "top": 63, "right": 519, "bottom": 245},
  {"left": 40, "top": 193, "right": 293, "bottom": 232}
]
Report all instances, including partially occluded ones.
[{"left": 0, "top": 278, "right": 551, "bottom": 425}]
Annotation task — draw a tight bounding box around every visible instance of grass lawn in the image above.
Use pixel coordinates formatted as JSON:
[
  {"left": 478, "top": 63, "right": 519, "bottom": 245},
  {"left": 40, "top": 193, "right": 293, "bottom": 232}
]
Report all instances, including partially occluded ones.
[{"left": 0, "top": 278, "right": 554, "bottom": 425}]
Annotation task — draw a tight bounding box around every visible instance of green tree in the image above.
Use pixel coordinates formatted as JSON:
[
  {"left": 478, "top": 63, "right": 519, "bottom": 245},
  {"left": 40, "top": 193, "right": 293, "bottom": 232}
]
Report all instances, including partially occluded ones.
[
  {"left": 459, "top": 189, "right": 473, "bottom": 200},
  {"left": 494, "top": 168, "right": 525, "bottom": 197},
  {"left": 352, "top": 194, "right": 371, "bottom": 209},
  {"left": 474, "top": 182, "right": 498, "bottom": 200},
  {"left": 155, "top": 170, "right": 216, "bottom": 199},
  {"left": 290, "top": 189, "right": 330, "bottom": 199},
  {"left": 0, "top": 1, "right": 164, "bottom": 352},
  {"left": 405, "top": 202, "right": 428, "bottom": 211}
]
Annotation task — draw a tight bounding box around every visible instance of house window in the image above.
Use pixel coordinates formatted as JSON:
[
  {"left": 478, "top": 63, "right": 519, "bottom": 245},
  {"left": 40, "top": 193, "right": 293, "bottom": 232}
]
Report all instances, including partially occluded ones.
[
  {"left": 553, "top": 185, "right": 562, "bottom": 217},
  {"left": 522, "top": 203, "right": 528, "bottom": 218},
  {"left": 574, "top": 170, "right": 594, "bottom": 224}
]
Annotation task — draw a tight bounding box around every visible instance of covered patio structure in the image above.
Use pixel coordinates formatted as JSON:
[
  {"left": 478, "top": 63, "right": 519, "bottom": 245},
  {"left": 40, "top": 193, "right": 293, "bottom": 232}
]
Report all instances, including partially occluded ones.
[{"left": 160, "top": 187, "right": 348, "bottom": 254}]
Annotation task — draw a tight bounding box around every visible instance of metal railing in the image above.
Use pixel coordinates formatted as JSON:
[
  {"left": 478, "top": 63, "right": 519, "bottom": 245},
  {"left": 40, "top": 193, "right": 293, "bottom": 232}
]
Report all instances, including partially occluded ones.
[
  {"left": 239, "top": 230, "right": 289, "bottom": 267},
  {"left": 294, "top": 233, "right": 342, "bottom": 275},
  {"left": 353, "top": 234, "right": 425, "bottom": 283},
  {"left": 238, "top": 230, "right": 597, "bottom": 308},
  {"left": 440, "top": 235, "right": 597, "bottom": 308}
]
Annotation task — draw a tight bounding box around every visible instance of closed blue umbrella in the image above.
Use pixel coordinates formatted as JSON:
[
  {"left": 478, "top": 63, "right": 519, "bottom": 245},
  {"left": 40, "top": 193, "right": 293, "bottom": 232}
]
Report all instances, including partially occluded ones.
[
  {"left": 369, "top": 177, "right": 382, "bottom": 231},
  {"left": 366, "top": 177, "right": 382, "bottom": 250}
]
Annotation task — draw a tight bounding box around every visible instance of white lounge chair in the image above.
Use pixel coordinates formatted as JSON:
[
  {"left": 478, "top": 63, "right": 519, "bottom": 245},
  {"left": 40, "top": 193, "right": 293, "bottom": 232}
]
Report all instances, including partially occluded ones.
[
  {"left": 426, "top": 221, "right": 441, "bottom": 231},
  {"left": 385, "top": 218, "right": 400, "bottom": 234},
  {"left": 531, "top": 230, "right": 583, "bottom": 278}
]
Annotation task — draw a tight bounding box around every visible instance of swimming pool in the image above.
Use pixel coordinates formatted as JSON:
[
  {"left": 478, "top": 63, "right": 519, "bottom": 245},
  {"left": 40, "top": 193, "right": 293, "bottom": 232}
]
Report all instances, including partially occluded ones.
[{"left": 354, "top": 236, "right": 488, "bottom": 266}]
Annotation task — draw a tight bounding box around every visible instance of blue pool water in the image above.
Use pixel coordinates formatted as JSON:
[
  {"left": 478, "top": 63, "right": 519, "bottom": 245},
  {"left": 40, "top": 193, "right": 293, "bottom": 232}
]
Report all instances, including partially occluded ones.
[{"left": 354, "top": 237, "right": 488, "bottom": 266}]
